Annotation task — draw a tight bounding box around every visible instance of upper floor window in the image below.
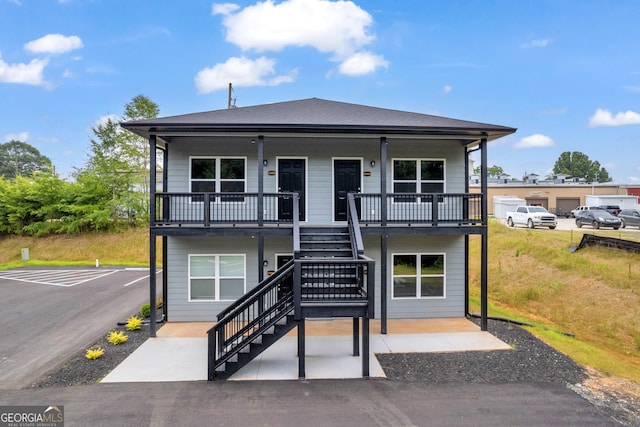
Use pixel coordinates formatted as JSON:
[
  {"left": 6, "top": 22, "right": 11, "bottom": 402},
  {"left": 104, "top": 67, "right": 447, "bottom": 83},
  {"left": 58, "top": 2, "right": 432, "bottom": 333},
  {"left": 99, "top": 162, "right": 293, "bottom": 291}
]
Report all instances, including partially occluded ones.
[
  {"left": 393, "top": 159, "right": 445, "bottom": 202},
  {"left": 190, "top": 157, "right": 246, "bottom": 202}
]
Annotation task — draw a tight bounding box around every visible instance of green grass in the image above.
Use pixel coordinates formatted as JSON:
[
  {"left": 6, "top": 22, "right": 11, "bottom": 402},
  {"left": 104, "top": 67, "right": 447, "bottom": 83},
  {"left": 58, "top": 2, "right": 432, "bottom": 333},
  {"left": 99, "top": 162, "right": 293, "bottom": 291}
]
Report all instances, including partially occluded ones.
[{"left": 469, "top": 220, "right": 640, "bottom": 384}]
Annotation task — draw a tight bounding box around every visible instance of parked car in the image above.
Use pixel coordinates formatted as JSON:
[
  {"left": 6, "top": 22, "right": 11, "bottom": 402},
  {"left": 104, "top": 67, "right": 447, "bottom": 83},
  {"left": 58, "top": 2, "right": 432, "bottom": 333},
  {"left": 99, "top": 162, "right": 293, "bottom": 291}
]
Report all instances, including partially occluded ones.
[
  {"left": 597, "top": 205, "right": 621, "bottom": 216},
  {"left": 570, "top": 205, "right": 598, "bottom": 218},
  {"left": 618, "top": 209, "right": 640, "bottom": 228},
  {"left": 575, "top": 209, "right": 622, "bottom": 230},
  {"left": 505, "top": 206, "right": 557, "bottom": 229}
]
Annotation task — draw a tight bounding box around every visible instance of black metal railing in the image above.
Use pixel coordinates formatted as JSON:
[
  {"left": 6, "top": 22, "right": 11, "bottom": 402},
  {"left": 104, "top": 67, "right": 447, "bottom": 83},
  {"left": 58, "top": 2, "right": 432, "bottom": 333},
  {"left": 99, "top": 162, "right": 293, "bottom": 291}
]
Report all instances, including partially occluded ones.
[
  {"left": 354, "top": 193, "right": 483, "bottom": 225},
  {"left": 208, "top": 260, "right": 295, "bottom": 380},
  {"left": 154, "top": 192, "right": 298, "bottom": 226},
  {"left": 347, "top": 193, "right": 365, "bottom": 258},
  {"left": 153, "top": 192, "right": 482, "bottom": 227}
]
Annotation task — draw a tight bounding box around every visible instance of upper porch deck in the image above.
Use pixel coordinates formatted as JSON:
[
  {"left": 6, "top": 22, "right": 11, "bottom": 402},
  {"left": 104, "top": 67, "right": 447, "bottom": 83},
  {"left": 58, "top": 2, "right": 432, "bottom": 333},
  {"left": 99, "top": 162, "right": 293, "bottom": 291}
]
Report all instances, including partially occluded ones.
[{"left": 152, "top": 192, "right": 484, "bottom": 233}]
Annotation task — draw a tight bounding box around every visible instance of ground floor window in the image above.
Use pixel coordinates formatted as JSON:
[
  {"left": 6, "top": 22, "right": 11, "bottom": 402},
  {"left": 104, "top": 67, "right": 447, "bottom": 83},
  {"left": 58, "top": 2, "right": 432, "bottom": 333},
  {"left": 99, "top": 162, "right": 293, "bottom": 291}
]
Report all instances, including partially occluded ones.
[
  {"left": 188, "top": 254, "right": 245, "bottom": 301},
  {"left": 392, "top": 253, "right": 445, "bottom": 298}
]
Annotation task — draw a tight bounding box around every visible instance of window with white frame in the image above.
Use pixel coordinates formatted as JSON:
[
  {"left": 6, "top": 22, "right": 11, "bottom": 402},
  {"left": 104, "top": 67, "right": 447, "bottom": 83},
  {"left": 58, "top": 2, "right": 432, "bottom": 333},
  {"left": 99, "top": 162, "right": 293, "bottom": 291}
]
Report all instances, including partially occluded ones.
[
  {"left": 392, "top": 159, "right": 445, "bottom": 202},
  {"left": 189, "top": 254, "right": 245, "bottom": 301},
  {"left": 392, "top": 253, "right": 445, "bottom": 298},
  {"left": 190, "top": 157, "right": 246, "bottom": 202}
]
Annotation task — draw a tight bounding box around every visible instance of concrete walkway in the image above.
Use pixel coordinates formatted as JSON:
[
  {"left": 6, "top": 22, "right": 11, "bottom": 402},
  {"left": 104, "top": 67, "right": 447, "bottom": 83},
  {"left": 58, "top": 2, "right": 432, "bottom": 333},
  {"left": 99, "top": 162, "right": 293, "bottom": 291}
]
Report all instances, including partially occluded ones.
[{"left": 102, "top": 318, "right": 511, "bottom": 383}]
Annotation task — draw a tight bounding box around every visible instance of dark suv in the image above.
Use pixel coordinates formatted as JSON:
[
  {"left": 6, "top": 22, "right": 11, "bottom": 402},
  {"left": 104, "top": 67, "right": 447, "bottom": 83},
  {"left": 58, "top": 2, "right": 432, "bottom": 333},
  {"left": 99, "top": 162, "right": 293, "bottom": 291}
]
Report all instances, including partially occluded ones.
[
  {"left": 598, "top": 205, "right": 621, "bottom": 216},
  {"left": 619, "top": 209, "right": 640, "bottom": 228}
]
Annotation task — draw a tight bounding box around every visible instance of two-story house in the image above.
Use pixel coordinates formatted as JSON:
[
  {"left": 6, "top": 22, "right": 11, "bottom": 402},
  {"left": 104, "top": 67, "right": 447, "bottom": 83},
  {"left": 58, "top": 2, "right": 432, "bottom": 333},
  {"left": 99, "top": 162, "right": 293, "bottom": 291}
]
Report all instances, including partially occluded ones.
[{"left": 121, "top": 98, "right": 516, "bottom": 380}]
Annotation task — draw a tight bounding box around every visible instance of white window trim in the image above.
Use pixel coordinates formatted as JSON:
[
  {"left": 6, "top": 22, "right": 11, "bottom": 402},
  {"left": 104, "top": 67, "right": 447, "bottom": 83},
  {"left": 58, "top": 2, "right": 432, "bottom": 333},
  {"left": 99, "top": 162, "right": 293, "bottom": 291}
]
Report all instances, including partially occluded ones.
[
  {"left": 391, "top": 252, "right": 446, "bottom": 299},
  {"left": 391, "top": 158, "right": 446, "bottom": 204},
  {"left": 188, "top": 254, "right": 246, "bottom": 302},
  {"left": 189, "top": 156, "right": 247, "bottom": 204}
]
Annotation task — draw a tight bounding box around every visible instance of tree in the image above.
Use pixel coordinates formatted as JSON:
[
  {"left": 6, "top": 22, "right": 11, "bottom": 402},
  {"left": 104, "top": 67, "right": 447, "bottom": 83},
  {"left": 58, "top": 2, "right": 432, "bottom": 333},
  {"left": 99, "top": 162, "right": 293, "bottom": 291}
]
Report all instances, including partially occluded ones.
[
  {"left": 77, "top": 94, "right": 160, "bottom": 224},
  {"left": 0, "top": 140, "right": 51, "bottom": 179},
  {"left": 473, "top": 165, "right": 505, "bottom": 177},
  {"left": 552, "top": 151, "right": 611, "bottom": 182}
]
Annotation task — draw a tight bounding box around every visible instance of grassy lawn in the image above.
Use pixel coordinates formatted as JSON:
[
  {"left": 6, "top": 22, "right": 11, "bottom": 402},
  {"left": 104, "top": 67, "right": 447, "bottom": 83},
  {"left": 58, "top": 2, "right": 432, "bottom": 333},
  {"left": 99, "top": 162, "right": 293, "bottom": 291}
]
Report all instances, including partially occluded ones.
[{"left": 469, "top": 219, "right": 640, "bottom": 384}]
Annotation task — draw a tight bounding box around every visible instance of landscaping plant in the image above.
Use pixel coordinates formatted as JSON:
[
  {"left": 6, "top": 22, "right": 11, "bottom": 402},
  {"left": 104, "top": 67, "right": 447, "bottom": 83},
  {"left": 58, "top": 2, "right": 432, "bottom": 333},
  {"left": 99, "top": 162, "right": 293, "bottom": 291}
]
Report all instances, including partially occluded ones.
[
  {"left": 107, "top": 330, "right": 128, "bottom": 345},
  {"left": 125, "top": 315, "right": 142, "bottom": 331},
  {"left": 85, "top": 347, "right": 105, "bottom": 360}
]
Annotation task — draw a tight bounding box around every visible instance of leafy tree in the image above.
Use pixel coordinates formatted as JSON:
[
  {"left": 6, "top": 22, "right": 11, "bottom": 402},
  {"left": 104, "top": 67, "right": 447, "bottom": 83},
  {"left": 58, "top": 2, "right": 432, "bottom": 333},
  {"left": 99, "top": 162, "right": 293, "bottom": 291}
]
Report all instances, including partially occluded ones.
[
  {"left": 473, "top": 165, "right": 505, "bottom": 177},
  {"left": 552, "top": 151, "right": 611, "bottom": 182},
  {"left": 78, "top": 94, "right": 160, "bottom": 224},
  {"left": 0, "top": 140, "right": 51, "bottom": 179}
]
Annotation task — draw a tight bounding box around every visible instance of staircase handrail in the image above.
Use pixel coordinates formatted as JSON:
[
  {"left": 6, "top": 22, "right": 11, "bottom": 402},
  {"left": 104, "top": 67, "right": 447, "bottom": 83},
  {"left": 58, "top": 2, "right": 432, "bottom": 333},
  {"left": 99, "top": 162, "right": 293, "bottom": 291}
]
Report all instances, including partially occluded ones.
[
  {"left": 347, "top": 193, "right": 365, "bottom": 257},
  {"left": 293, "top": 193, "right": 301, "bottom": 259},
  {"left": 215, "top": 259, "right": 294, "bottom": 322},
  {"left": 208, "top": 261, "right": 295, "bottom": 379}
]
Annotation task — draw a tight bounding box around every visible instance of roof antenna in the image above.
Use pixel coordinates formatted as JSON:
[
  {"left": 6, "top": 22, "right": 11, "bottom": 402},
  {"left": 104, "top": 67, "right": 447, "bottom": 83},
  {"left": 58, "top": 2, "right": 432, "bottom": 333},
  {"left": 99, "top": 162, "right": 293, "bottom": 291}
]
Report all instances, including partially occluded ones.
[{"left": 228, "top": 83, "right": 237, "bottom": 109}]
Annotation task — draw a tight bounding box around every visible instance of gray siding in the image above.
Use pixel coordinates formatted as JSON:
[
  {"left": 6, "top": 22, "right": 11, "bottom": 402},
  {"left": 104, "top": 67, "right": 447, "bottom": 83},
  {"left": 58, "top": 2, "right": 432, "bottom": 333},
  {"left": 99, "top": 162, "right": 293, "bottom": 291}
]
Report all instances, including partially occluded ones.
[
  {"left": 167, "top": 234, "right": 464, "bottom": 321},
  {"left": 166, "top": 136, "right": 464, "bottom": 225},
  {"left": 164, "top": 136, "right": 468, "bottom": 321},
  {"left": 166, "top": 235, "right": 260, "bottom": 322}
]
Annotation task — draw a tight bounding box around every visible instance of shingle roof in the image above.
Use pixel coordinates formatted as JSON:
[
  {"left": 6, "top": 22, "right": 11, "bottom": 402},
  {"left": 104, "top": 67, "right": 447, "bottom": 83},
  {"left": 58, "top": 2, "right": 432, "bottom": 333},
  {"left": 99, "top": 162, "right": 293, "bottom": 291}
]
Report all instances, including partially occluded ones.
[{"left": 121, "top": 97, "right": 516, "bottom": 144}]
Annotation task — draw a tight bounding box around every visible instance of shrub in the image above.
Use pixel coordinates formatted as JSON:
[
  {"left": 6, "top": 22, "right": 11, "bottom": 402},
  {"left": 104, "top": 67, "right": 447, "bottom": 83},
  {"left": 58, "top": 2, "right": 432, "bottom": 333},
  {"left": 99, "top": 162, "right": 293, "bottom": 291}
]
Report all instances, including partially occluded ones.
[
  {"left": 85, "top": 347, "right": 105, "bottom": 360},
  {"left": 140, "top": 303, "right": 151, "bottom": 318},
  {"left": 107, "top": 330, "right": 128, "bottom": 345},
  {"left": 126, "top": 315, "right": 142, "bottom": 331}
]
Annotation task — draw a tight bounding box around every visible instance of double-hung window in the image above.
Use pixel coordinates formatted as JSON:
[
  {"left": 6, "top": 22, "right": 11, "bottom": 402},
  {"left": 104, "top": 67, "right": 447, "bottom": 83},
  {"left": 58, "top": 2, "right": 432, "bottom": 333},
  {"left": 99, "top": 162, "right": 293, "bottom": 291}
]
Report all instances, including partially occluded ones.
[
  {"left": 392, "top": 253, "right": 445, "bottom": 298},
  {"left": 190, "top": 157, "right": 246, "bottom": 202},
  {"left": 392, "top": 159, "right": 445, "bottom": 203},
  {"left": 189, "top": 254, "right": 246, "bottom": 301}
]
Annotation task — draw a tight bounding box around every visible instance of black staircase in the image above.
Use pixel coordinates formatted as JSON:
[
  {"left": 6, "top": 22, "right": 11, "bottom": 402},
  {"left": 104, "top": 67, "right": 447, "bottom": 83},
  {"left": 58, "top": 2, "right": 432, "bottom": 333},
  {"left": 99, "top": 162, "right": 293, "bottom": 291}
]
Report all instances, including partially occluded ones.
[
  {"left": 299, "top": 227, "right": 353, "bottom": 258},
  {"left": 208, "top": 196, "right": 374, "bottom": 380}
]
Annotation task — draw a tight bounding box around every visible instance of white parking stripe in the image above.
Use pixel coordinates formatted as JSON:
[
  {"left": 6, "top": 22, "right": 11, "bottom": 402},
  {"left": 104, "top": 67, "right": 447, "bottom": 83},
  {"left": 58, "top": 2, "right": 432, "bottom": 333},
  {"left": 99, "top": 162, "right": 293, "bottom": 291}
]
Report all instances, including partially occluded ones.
[
  {"left": 122, "top": 270, "right": 163, "bottom": 287},
  {"left": 0, "top": 269, "right": 120, "bottom": 287}
]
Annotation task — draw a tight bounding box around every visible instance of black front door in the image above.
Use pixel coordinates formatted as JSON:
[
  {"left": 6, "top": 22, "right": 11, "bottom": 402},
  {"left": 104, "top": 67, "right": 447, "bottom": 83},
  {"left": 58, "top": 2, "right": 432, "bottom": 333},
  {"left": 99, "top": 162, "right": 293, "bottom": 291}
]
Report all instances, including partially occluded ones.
[
  {"left": 278, "top": 158, "right": 305, "bottom": 221},
  {"left": 334, "top": 159, "right": 361, "bottom": 221}
]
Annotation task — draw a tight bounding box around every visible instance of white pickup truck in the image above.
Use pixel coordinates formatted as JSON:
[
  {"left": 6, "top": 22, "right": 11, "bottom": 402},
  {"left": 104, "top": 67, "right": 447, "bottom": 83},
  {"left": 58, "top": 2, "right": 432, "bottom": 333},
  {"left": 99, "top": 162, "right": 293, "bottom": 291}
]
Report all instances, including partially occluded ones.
[{"left": 506, "top": 206, "right": 557, "bottom": 229}]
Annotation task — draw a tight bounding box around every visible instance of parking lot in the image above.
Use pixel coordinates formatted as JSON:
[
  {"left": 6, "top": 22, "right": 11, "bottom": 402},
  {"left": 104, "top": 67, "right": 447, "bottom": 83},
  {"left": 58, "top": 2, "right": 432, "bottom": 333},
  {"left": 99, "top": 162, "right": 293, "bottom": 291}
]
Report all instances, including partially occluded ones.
[
  {"left": 0, "top": 267, "right": 159, "bottom": 389},
  {"left": 505, "top": 217, "right": 640, "bottom": 233}
]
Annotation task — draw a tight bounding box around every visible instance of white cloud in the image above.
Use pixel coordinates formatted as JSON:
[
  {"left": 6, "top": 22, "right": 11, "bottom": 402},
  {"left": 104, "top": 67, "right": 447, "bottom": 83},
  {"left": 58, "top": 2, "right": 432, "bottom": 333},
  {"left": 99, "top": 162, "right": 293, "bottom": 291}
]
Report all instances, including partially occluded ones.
[
  {"left": 442, "top": 85, "right": 452, "bottom": 94},
  {"left": 521, "top": 39, "right": 551, "bottom": 48},
  {"left": 0, "top": 52, "right": 48, "bottom": 85},
  {"left": 24, "top": 34, "right": 83, "bottom": 54},
  {"left": 63, "top": 69, "right": 75, "bottom": 78},
  {"left": 514, "top": 134, "right": 555, "bottom": 148},
  {"left": 338, "top": 51, "right": 388, "bottom": 76},
  {"left": 213, "top": 0, "right": 387, "bottom": 76},
  {"left": 4, "top": 131, "right": 29, "bottom": 142},
  {"left": 212, "top": 2, "right": 240, "bottom": 15},
  {"left": 589, "top": 108, "right": 640, "bottom": 127},
  {"left": 195, "top": 56, "right": 295, "bottom": 93}
]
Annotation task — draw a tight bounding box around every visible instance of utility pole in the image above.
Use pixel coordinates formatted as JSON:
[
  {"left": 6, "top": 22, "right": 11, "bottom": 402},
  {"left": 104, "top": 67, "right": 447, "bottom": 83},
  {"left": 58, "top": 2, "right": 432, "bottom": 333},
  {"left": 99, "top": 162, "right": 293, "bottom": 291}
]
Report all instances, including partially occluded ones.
[{"left": 227, "top": 83, "right": 237, "bottom": 109}]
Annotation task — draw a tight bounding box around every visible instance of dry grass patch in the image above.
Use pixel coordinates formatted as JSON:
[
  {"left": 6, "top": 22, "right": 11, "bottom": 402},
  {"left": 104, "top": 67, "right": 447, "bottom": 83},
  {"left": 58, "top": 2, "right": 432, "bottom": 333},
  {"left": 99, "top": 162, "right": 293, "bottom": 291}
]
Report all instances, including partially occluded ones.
[{"left": 0, "top": 228, "right": 157, "bottom": 267}]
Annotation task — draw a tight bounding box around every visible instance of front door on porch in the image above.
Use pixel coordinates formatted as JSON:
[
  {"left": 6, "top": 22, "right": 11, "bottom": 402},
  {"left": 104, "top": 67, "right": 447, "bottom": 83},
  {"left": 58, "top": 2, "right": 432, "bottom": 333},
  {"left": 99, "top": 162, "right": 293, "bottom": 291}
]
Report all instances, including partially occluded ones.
[
  {"left": 334, "top": 159, "right": 361, "bottom": 222},
  {"left": 278, "top": 158, "right": 306, "bottom": 221}
]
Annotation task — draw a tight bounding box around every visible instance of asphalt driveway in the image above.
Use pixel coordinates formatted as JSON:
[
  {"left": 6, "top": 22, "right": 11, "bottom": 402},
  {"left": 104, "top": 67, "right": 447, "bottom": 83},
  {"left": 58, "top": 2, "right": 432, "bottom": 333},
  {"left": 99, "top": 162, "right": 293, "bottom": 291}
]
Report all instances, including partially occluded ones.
[{"left": 0, "top": 267, "right": 157, "bottom": 389}]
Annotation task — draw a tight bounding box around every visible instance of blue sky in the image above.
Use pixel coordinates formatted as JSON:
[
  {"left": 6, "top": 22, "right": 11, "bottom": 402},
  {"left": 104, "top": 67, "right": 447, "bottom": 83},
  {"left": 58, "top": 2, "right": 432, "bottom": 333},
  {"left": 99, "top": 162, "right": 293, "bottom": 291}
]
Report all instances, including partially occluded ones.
[{"left": 1, "top": 0, "right": 639, "bottom": 183}]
